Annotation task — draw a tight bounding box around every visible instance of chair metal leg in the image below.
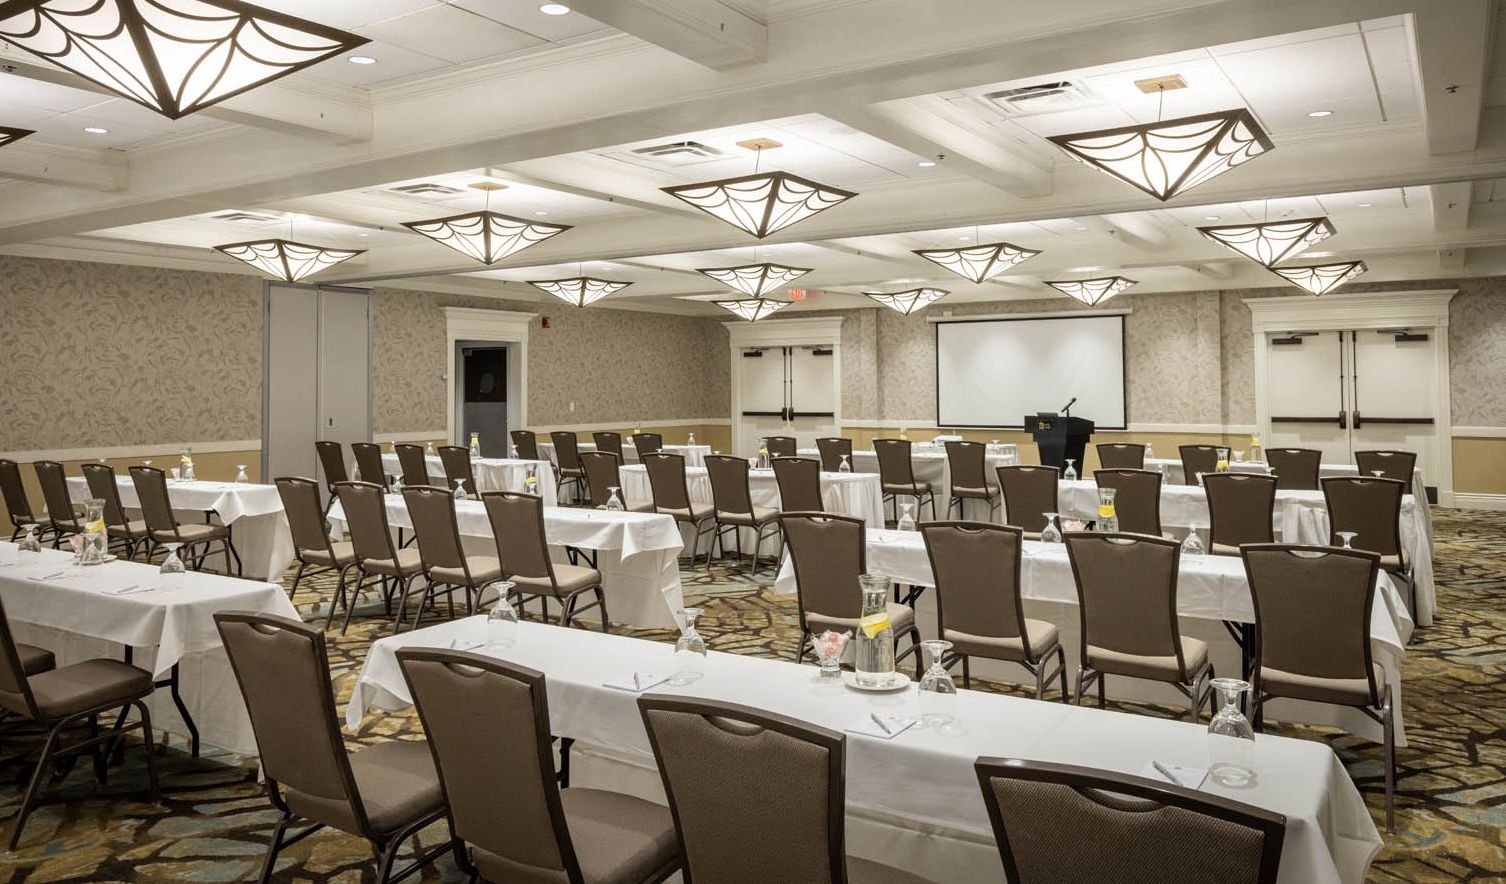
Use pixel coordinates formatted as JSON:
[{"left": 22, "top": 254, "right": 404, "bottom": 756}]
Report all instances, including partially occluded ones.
[
  {"left": 1073, "top": 670, "right": 1087, "bottom": 706},
  {"left": 258, "top": 811, "right": 297, "bottom": 884},
  {"left": 135, "top": 700, "right": 160, "bottom": 798},
  {"left": 288, "top": 562, "right": 307, "bottom": 602},
  {"left": 961, "top": 655, "right": 971, "bottom": 689},
  {"left": 794, "top": 628, "right": 810, "bottom": 662},
  {"left": 1382, "top": 690, "right": 1396, "bottom": 833},
  {"left": 1097, "top": 671, "right": 1106, "bottom": 708},
  {"left": 8, "top": 724, "right": 60, "bottom": 849},
  {"left": 1055, "top": 647, "right": 1070, "bottom": 701}
]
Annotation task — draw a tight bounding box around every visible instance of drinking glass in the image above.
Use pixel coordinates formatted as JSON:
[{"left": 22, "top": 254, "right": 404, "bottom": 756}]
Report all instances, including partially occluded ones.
[
  {"left": 1233, "top": 450, "right": 1245, "bottom": 463},
  {"left": 1208, "top": 678, "right": 1256, "bottom": 786},
  {"left": 896, "top": 502, "right": 917, "bottom": 532},
  {"left": 425, "top": 441, "right": 436, "bottom": 456},
  {"left": 17, "top": 525, "right": 42, "bottom": 557},
  {"left": 605, "top": 487, "right": 625, "bottom": 512},
  {"left": 352, "top": 461, "right": 362, "bottom": 481},
  {"left": 917, "top": 639, "right": 958, "bottom": 727},
  {"left": 391, "top": 475, "right": 404, "bottom": 495},
  {"left": 1040, "top": 513, "right": 1063, "bottom": 544},
  {"left": 687, "top": 432, "right": 696, "bottom": 446},
  {"left": 235, "top": 464, "right": 250, "bottom": 484},
  {"left": 1062, "top": 459, "right": 1078, "bottom": 482},
  {"left": 1095, "top": 487, "right": 1118, "bottom": 533},
  {"left": 1371, "top": 470, "right": 1385, "bottom": 478},
  {"left": 838, "top": 454, "right": 852, "bottom": 473},
  {"left": 1182, "top": 525, "right": 1206, "bottom": 556},
  {"left": 486, "top": 582, "right": 519, "bottom": 649},
  {"left": 1336, "top": 531, "right": 1357, "bottom": 549},
  {"left": 169, "top": 467, "right": 181, "bottom": 482},
  {"left": 811, "top": 630, "right": 850, "bottom": 681},
  {"left": 1145, "top": 442, "right": 1156, "bottom": 460},
  {"left": 160, "top": 543, "right": 186, "bottom": 588},
  {"left": 855, "top": 574, "right": 896, "bottom": 687},
  {"left": 669, "top": 608, "right": 708, "bottom": 685},
  {"left": 452, "top": 479, "right": 468, "bottom": 501}
]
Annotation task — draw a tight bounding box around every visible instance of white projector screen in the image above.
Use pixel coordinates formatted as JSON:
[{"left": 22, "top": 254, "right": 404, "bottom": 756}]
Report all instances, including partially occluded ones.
[{"left": 935, "top": 314, "right": 1127, "bottom": 429}]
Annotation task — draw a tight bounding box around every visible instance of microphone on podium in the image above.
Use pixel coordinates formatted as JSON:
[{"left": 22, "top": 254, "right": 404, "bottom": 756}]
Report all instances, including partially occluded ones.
[{"left": 1060, "top": 397, "right": 1077, "bottom": 416}]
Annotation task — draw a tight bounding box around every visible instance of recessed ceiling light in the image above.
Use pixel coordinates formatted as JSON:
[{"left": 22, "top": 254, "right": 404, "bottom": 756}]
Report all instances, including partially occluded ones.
[
  {"left": 1307, "top": 110, "right": 1333, "bottom": 118},
  {"left": 534, "top": 210, "right": 549, "bottom": 216},
  {"left": 83, "top": 126, "right": 108, "bottom": 135},
  {"left": 1204, "top": 215, "right": 1220, "bottom": 220},
  {"left": 358, "top": 233, "right": 370, "bottom": 237},
  {"left": 1074, "top": 226, "right": 1089, "bottom": 231},
  {"left": 1357, "top": 202, "right": 1373, "bottom": 207},
  {"left": 348, "top": 55, "right": 376, "bottom": 65},
  {"left": 540, "top": 3, "right": 570, "bottom": 14},
  {"left": 917, "top": 160, "right": 937, "bottom": 168},
  {"left": 958, "top": 236, "right": 971, "bottom": 242}
]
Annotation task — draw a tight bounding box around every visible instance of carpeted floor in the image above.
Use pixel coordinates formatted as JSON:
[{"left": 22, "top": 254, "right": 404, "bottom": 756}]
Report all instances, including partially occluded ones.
[{"left": 0, "top": 509, "right": 1502, "bottom": 882}]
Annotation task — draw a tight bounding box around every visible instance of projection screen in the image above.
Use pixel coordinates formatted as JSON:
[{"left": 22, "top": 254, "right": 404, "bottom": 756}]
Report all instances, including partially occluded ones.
[{"left": 934, "top": 313, "right": 1127, "bottom": 429}]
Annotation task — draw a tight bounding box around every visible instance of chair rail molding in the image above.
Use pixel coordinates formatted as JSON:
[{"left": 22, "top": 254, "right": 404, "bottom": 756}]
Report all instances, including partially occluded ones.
[{"left": 445, "top": 307, "right": 533, "bottom": 445}]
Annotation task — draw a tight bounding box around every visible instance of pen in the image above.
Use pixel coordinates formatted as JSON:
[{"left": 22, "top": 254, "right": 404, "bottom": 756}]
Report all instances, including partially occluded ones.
[
  {"left": 1152, "top": 761, "right": 1184, "bottom": 787},
  {"left": 870, "top": 713, "right": 893, "bottom": 735}
]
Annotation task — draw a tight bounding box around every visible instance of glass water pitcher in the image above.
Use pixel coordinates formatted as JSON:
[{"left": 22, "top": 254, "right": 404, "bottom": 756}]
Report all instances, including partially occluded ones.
[{"left": 855, "top": 574, "right": 896, "bottom": 687}]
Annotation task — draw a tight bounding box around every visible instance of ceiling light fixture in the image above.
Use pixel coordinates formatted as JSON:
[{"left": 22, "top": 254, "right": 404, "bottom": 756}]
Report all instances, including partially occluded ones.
[
  {"left": 662, "top": 138, "right": 856, "bottom": 238},
  {"left": 348, "top": 55, "right": 376, "bottom": 64},
  {"left": 83, "top": 126, "right": 109, "bottom": 134},
  {"left": 0, "top": 126, "right": 34, "bottom": 148},
  {"left": 0, "top": 0, "right": 369, "bottom": 119},
  {"left": 1047, "top": 81, "right": 1273, "bottom": 201},
  {"left": 697, "top": 262, "right": 811, "bottom": 298},
  {"left": 213, "top": 239, "right": 363, "bottom": 283},
  {"left": 1198, "top": 216, "right": 1335, "bottom": 267},
  {"left": 917, "top": 160, "right": 936, "bottom": 168},
  {"left": 913, "top": 240, "right": 1041, "bottom": 284},
  {"left": 1045, "top": 275, "right": 1137, "bottom": 306},
  {"left": 402, "top": 182, "right": 571, "bottom": 265},
  {"left": 1307, "top": 110, "right": 1333, "bottom": 118},
  {"left": 528, "top": 276, "right": 629, "bottom": 307},
  {"left": 1270, "top": 261, "right": 1366, "bottom": 296},
  {"left": 1357, "top": 202, "right": 1373, "bottom": 208},
  {"left": 864, "top": 287, "right": 949, "bottom": 315},
  {"left": 715, "top": 297, "right": 792, "bottom": 322},
  {"left": 539, "top": 3, "right": 570, "bottom": 13}
]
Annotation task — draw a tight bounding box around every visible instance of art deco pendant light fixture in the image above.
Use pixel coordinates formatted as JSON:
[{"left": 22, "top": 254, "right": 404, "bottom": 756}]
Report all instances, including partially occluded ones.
[
  {"left": 403, "top": 183, "right": 572, "bottom": 265},
  {"left": 1270, "top": 261, "right": 1366, "bottom": 296},
  {"left": 715, "top": 296, "right": 792, "bottom": 322},
  {"left": 1045, "top": 275, "right": 1137, "bottom": 306},
  {"left": 528, "top": 275, "right": 631, "bottom": 308},
  {"left": 695, "top": 262, "right": 811, "bottom": 298},
  {"left": 663, "top": 139, "right": 856, "bottom": 238},
  {"left": 0, "top": 126, "right": 34, "bottom": 148},
  {"left": 1047, "top": 77, "right": 1273, "bottom": 201},
  {"left": 213, "top": 238, "right": 364, "bottom": 283},
  {"left": 1198, "top": 216, "right": 1335, "bottom": 267},
  {"left": 0, "top": 0, "right": 369, "bottom": 119},
  {"left": 864, "top": 287, "right": 949, "bottom": 315},
  {"left": 913, "top": 240, "right": 1040, "bottom": 284}
]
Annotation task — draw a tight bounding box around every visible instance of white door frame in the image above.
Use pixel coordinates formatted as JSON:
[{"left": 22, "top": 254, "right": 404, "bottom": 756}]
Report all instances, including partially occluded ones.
[
  {"left": 725, "top": 317, "right": 844, "bottom": 456},
  {"left": 1246, "top": 290, "right": 1455, "bottom": 505},
  {"left": 445, "top": 307, "right": 532, "bottom": 444}
]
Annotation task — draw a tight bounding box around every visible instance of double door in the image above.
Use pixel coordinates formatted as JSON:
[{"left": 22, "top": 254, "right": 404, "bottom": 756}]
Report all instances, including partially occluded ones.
[{"left": 736, "top": 345, "right": 836, "bottom": 455}]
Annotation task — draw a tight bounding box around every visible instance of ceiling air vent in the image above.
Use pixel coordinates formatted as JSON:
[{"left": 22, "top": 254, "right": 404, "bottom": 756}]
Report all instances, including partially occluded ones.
[
  {"left": 983, "top": 81, "right": 1093, "bottom": 116},
  {"left": 207, "top": 210, "right": 283, "bottom": 224},
  {"left": 630, "top": 140, "right": 723, "bottom": 163},
  {"left": 388, "top": 182, "right": 466, "bottom": 197}
]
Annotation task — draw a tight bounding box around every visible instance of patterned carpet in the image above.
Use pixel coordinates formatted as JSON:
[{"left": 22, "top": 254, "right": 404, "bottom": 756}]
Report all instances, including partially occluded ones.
[{"left": 0, "top": 509, "right": 1503, "bottom": 882}]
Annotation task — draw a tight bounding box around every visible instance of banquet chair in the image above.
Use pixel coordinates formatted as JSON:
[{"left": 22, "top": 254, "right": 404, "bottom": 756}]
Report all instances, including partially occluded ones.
[
  {"left": 1204, "top": 473, "right": 1276, "bottom": 556},
  {"left": 642, "top": 453, "right": 717, "bottom": 567},
  {"left": 214, "top": 612, "right": 453, "bottom": 883},
  {"left": 34, "top": 460, "right": 84, "bottom": 549},
  {"left": 772, "top": 456, "right": 824, "bottom": 512},
  {"left": 995, "top": 465, "right": 1058, "bottom": 538},
  {"left": 1240, "top": 543, "right": 1395, "bottom": 832},
  {"left": 394, "top": 444, "right": 432, "bottom": 487},
  {"left": 921, "top": 521, "right": 1067, "bottom": 699},
  {"left": 275, "top": 477, "right": 354, "bottom": 605},
  {"left": 401, "top": 649, "right": 681, "bottom": 884},
  {"left": 765, "top": 435, "right": 797, "bottom": 459},
  {"left": 1178, "top": 445, "right": 1219, "bottom": 485},
  {"left": 0, "top": 612, "right": 57, "bottom": 743},
  {"left": 580, "top": 450, "right": 653, "bottom": 511},
  {"left": 778, "top": 512, "right": 921, "bottom": 676},
  {"left": 1321, "top": 476, "right": 1413, "bottom": 615},
  {"left": 1096, "top": 442, "right": 1147, "bottom": 470},
  {"left": 1, "top": 459, "right": 43, "bottom": 542},
  {"left": 873, "top": 438, "right": 936, "bottom": 524},
  {"left": 482, "top": 491, "right": 609, "bottom": 631},
  {"left": 403, "top": 486, "right": 503, "bottom": 628},
  {"left": 0, "top": 595, "right": 158, "bottom": 849},
  {"left": 511, "top": 430, "right": 541, "bottom": 461},
  {"left": 815, "top": 436, "right": 853, "bottom": 473},
  {"left": 436, "top": 445, "right": 479, "bottom": 498},
  {"left": 1356, "top": 450, "right": 1417, "bottom": 483},
  {"left": 1266, "top": 447, "right": 1322, "bottom": 491},
  {"left": 332, "top": 481, "right": 424, "bottom": 635},
  {"left": 350, "top": 442, "right": 389, "bottom": 491},
  {"left": 973, "top": 758, "right": 1285, "bottom": 884},
  {"left": 1065, "top": 532, "right": 1214, "bottom": 720},
  {"left": 314, "top": 440, "right": 349, "bottom": 499},
  {"left": 129, "top": 466, "right": 241, "bottom": 575},
  {"left": 704, "top": 455, "right": 780, "bottom": 575},
  {"left": 1093, "top": 468, "right": 1163, "bottom": 536},
  {"left": 81, "top": 462, "right": 148, "bottom": 560},
  {"left": 631, "top": 432, "right": 664, "bottom": 457},
  {"left": 637, "top": 695, "right": 928, "bottom": 884},
  {"left": 945, "top": 441, "right": 1001, "bottom": 520},
  {"left": 549, "top": 432, "right": 589, "bottom": 502},
  {"left": 592, "top": 431, "right": 624, "bottom": 459}
]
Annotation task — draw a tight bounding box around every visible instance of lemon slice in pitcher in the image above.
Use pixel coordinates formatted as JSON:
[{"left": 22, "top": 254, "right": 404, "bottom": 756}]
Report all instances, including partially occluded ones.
[
  {"left": 859, "top": 612, "right": 891, "bottom": 639},
  {"left": 85, "top": 518, "right": 106, "bottom": 534}
]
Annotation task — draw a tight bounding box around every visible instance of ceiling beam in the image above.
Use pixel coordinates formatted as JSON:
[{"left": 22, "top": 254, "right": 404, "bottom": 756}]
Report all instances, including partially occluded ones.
[
  {"left": 0, "top": 140, "right": 127, "bottom": 191},
  {"left": 1414, "top": 0, "right": 1494, "bottom": 154},
  {"left": 1438, "top": 247, "right": 1468, "bottom": 269},
  {"left": 563, "top": 0, "right": 766, "bottom": 69},
  {"left": 1429, "top": 181, "right": 1473, "bottom": 230}
]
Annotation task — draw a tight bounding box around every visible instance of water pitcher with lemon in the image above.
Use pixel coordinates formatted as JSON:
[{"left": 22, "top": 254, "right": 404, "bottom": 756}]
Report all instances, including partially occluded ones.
[{"left": 855, "top": 574, "right": 896, "bottom": 687}]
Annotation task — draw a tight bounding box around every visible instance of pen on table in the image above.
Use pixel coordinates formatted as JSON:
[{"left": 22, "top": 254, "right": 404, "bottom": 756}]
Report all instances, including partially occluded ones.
[
  {"left": 1152, "top": 761, "right": 1184, "bottom": 787},
  {"left": 870, "top": 713, "right": 893, "bottom": 735},
  {"left": 633, "top": 672, "right": 643, "bottom": 690}
]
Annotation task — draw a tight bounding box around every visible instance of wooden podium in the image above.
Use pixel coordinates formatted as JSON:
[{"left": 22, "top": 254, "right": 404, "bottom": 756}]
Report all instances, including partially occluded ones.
[{"left": 1025, "top": 413, "right": 1095, "bottom": 472}]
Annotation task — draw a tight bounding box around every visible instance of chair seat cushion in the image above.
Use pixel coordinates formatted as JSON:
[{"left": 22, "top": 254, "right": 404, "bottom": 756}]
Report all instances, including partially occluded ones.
[
  {"left": 882, "top": 482, "right": 931, "bottom": 495},
  {"left": 430, "top": 555, "right": 503, "bottom": 587},
  {"left": 627, "top": 501, "right": 655, "bottom": 513},
  {"left": 512, "top": 563, "right": 601, "bottom": 597},
  {"left": 1211, "top": 541, "right": 1244, "bottom": 556},
  {"left": 558, "top": 466, "right": 586, "bottom": 478},
  {"left": 153, "top": 522, "right": 229, "bottom": 544},
  {"left": 111, "top": 520, "right": 149, "bottom": 539},
  {"left": 562, "top": 788, "right": 680, "bottom": 884},
  {"left": 808, "top": 602, "right": 916, "bottom": 638},
  {"left": 17, "top": 643, "right": 54, "bottom": 676},
  {"left": 717, "top": 505, "right": 778, "bottom": 526},
  {"left": 950, "top": 485, "right": 996, "bottom": 499},
  {"left": 19, "top": 659, "right": 153, "bottom": 720},
  {"left": 1088, "top": 637, "right": 1209, "bottom": 683},
  {"left": 848, "top": 855, "right": 935, "bottom": 883},
  {"left": 304, "top": 540, "right": 355, "bottom": 568},
  {"left": 363, "top": 547, "right": 424, "bottom": 577},
  {"left": 660, "top": 502, "right": 714, "bottom": 522},
  {"left": 1260, "top": 663, "right": 1385, "bottom": 707},
  {"left": 946, "top": 618, "right": 1059, "bottom": 664},
  {"left": 287, "top": 739, "right": 443, "bottom": 837},
  {"left": 1377, "top": 553, "right": 1405, "bottom": 573}
]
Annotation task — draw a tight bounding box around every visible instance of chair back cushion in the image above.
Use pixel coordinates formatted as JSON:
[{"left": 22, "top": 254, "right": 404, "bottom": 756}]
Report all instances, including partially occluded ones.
[
  {"left": 643, "top": 453, "right": 692, "bottom": 512},
  {"left": 779, "top": 513, "right": 866, "bottom": 624},
  {"left": 1354, "top": 450, "right": 1416, "bottom": 483},
  {"left": 128, "top": 466, "right": 178, "bottom": 534},
  {"left": 1204, "top": 473, "right": 1276, "bottom": 548},
  {"left": 394, "top": 444, "right": 431, "bottom": 487},
  {"left": 1178, "top": 445, "right": 1219, "bottom": 484},
  {"left": 437, "top": 446, "right": 478, "bottom": 496},
  {"left": 1321, "top": 477, "right": 1405, "bottom": 558},
  {"left": 550, "top": 432, "right": 583, "bottom": 471},
  {"left": 0, "top": 459, "right": 35, "bottom": 522},
  {"left": 631, "top": 433, "right": 664, "bottom": 456},
  {"left": 922, "top": 522, "right": 1028, "bottom": 649},
  {"left": 1065, "top": 533, "right": 1184, "bottom": 672},
  {"left": 772, "top": 458, "right": 824, "bottom": 512},
  {"left": 82, "top": 463, "right": 129, "bottom": 528},
  {"left": 403, "top": 486, "right": 467, "bottom": 570},
  {"left": 872, "top": 438, "right": 916, "bottom": 487},
  {"left": 1266, "top": 448, "right": 1321, "bottom": 491},
  {"left": 1093, "top": 469, "right": 1162, "bottom": 536},
  {"left": 482, "top": 492, "right": 554, "bottom": 582},
  {"left": 945, "top": 441, "right": 989, "bottom": 492},
  {"left": 592, "top": 432, "right": 623, "bottom": 458},
  {"left": 1096, "top": 443, "right": 1146, "bottom": 470},
  {"left": 705, "top": 455, "right": 755, "bottom": 517},
  {"left": 350, "top": 443, "right": 387, "bottom": 490},
  {"left": 511, "top": 430, "right": 540, "bottom": 461},
  {"left": 277, "top": 477, "right": 332, "bottom": 554},
  {"left": 580, "top": 451, "right": 624, "bottom": 508},
  {"left": 814, "top": 438, "right": 852, "bottom": 473},
  {"left": 334, "top": 481, "right": 397, "bottom": 563},
  {"left": 315, "top": 441, "right": 349, "bottom": 486},
  {"left": 995, "top": 466, "right": 1058, "bottom": 533},
  {"left": 765, "top": 436, "right": 797, "bottom": 459},
  {"left": 34, "top": 461, "right": 78, "bottom": 529}
]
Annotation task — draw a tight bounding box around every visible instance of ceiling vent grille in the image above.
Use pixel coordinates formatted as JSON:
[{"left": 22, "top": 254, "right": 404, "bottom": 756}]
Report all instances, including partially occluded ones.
[
  {"left": 388, "top": 183, "right": 466, "bottom": 197},
  {"left": 983, "top": 81, "right": 1094, "bottom": 116},
  {"left": 630, "top": 140, "right": 724, "bottom": 163},
  {"left": 207, "top": 210, "right": 283, "bottom": 224}
]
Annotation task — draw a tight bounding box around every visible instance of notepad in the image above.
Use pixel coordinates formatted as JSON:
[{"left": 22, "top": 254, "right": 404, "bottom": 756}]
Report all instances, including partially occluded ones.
[
  {"left": 845, "top": 713, "right": 917, "bottom": 740},
  {"left": 603, "top": 671, "right": 669, "bottom": 693},
  {"left": 1140, "top": 762, "right": 1209, "bottom": 789}
]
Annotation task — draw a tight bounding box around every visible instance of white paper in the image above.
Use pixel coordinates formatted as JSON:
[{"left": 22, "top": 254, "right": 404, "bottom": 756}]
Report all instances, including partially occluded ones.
[
  {"left": 1140, "top": 762, "right": 1209, "bottom": 789},
  {"left": 845, "top": 713, "right": 917, "bottom": 740},
  {"left": 604, "top": 671, "right": 669, "bottom": 693}
]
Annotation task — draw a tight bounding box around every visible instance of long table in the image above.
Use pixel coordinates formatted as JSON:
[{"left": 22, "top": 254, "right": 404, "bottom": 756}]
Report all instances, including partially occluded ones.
[
  {"left": 0, "top": 541, "right": 298, "bottom": 756},
  {"left": 67, "top": 475, "right": 294, "bottom": 581},
  {"left": 380, "top": 452, "right": 558, "bottom": 506},
  {"left": 539, "top": 441, "right": 710, "bottom": 470},
  {"left": 347, "top": 618, "right": 1382, "bottom": 884},
  {"left": 327, "top": 496, "right": 686, "bottom": 629},
  {"left": 775, "top": 529, "right": 1412, "bottom": 746},
  {"left": 799, "top": 445, "right": 1018, "bottom": 521}
]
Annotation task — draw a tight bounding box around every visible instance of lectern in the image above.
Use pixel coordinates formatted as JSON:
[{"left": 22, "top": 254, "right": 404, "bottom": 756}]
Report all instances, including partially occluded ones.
[{"left": 1025, "top": 413, "right": 1095, "bottom": 472}]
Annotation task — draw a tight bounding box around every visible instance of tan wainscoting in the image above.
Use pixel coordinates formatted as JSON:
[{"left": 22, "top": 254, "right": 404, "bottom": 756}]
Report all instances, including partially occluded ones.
[
  {"left": 1453, "top": 436, "right": 1506, "bottom": 495},
  {"left": 840, "top": 426, "right": 1243, "bottom": 475},
  {"left": 3, "top": 449, "right": 262, "bottom": 529},
  {"left": 540, "top": 424, "right": 733, "bottom": 454}
]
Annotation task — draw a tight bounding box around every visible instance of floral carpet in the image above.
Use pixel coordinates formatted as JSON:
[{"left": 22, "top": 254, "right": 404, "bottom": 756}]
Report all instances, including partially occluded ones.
[{"left": 0, "top": 509, "right": 1502, "bottom": 881}]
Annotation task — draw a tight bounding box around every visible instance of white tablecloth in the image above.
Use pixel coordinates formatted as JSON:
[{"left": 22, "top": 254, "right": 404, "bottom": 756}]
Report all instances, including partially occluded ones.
[
  {"left": 540, "top": 441, "right": 710, "bottom": 469},
  {"left": 775, "top": 529, "right": 1412, "bottom": 745},
  {"left": 799, "top": 446, "right": 1018, "bottom": 520},
  {"left": 67, "top": 476, "right": 294, "bottom": 581},
  {"left": 327, "top": 497, "right": 685, "bottom": 629},
  {"left": 0, "top": 542, "right": 298, "bottom": 756},
  {"left": 380, "top": 452, "right": 558, "bottom": 506},
  {"left": 348, "top": 618, "right": 1381, "bottom": 884}
]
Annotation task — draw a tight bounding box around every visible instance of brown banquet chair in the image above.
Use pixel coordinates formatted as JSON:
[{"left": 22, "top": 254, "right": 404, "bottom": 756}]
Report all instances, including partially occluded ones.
[
  {"left": 580, "top": 450, "right": 652, "bottom": 511},
  {"left": 1204, "top": 473, "right": 1276, "bottom": 556},
  {"left": 1356, "top": 450, "right": 1417, "bottom": 484},
  {"left": 592, "top": 431, "right": 624, "bottom": 459},
  {"left": 638, "top": 694, "right": 928, "bottom": 884},
  {"left": 549, "top": 432, "right": 589, "bottom": 501},
  {"left": 642, "top": 452, "right": 717, "bottom": 567},
  {"left": 394, "top": 443, "right": 432, "bottom": 488},
  {"left": 765, "top": 435, "right": 797, "bottom": 459},
  {"left": 630, "top": 432, "right": 663, "bottom": 457},
  {"left": 1096, "top": 442, "right": 1147, "bottom": 470},
  {"left": 314, "top": 440, "right": 349, "bottom": 498},
  {"left": 1266, "top": 447, "right": 1322, "bottom": 491},
  {"left": 511, "top": 429, "right": 541, "bottom": 461},
  {"left": 704, "top": 454, "right": 781, "bottom": 575},
  {"left": 1322, "top": 476, "right": 1413, "bottom": 613},
  {"left": 814, "top": 436, "right": 852, "bottom": 473},
  {"left": 1093, "top": 468, "right": 1162, "bottom": 536},
  {"left": 33, "top": 460, "right": 84, "bottom": 549},
  {"left": 129, "top": 465, "right": 241, "bottom": 574},
  {"left": 350, "top": 442, "right": 389, "bottom": 491},
  {"left": 873, "top": 437, "right": 936, "bottom": 523},
  {"left": 1178, "top": 445, "right": 1219, "bottom": 485},
  {"left": 403, "top": 485, "right": 503, "bottom": 627},
  {"left": 1, "top": 459, "right": 43, "bottom": 542},
  {"left": 945, "top": 440, "right": 1001, "bottom": 520},
  {"left": 772, "top": 456, "right": 825, "bottom": 512},
  {"left": 995, "top": 465, "right": 1058, "bottom": 538},
  {"left": 483, "top": 491, "right": 609, "bottom": 630},
  {"left": 81, "top": 462, "right": 149, "bottom": 559},
  {"left": 215, "top": 612, "right": 453, "bottom": 882},
  {"left": 437, "top": 445, "right": 479, "bottom": 498},
  {"left": 332, "top": 481, "right": 424, "bottom": 634},
  {"left": 275, "top": 477, "right": 354, "bottom": 604},
  {"left": 974, "top": 758, "right": 1285, "bottom": 884}
]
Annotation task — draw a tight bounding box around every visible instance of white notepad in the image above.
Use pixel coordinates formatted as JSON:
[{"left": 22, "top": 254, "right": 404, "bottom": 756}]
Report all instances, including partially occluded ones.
[
  {"left": 604, "top": 671, "right": 670, "bottom": 693},
  {"left": 846, "top": 713, "right": 917, "bottom": 740}
]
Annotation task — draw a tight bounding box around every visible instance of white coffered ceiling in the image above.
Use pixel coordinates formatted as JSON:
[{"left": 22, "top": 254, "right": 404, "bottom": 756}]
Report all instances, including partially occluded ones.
[{"left": 2, "top": 0, "right": 1505, "bottom": 313}]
